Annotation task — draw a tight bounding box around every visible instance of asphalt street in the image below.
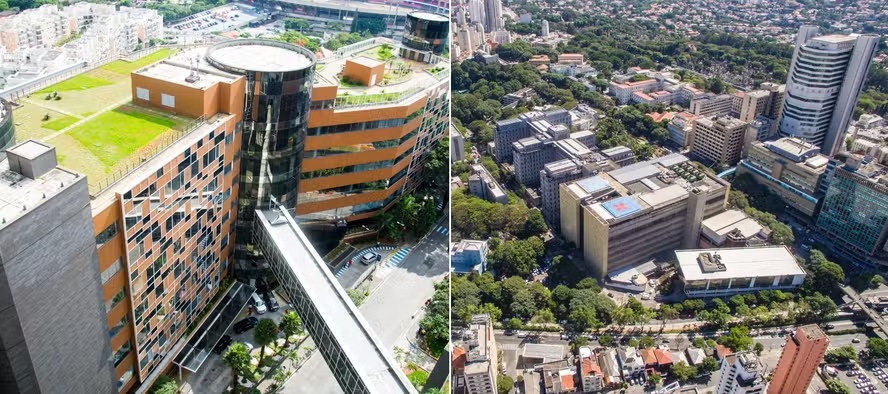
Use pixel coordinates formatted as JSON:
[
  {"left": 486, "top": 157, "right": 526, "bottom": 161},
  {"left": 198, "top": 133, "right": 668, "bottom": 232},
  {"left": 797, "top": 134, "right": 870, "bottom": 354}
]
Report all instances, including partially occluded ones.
[{"left": 281, "top": 212, "right": 450, "bottom": 394}]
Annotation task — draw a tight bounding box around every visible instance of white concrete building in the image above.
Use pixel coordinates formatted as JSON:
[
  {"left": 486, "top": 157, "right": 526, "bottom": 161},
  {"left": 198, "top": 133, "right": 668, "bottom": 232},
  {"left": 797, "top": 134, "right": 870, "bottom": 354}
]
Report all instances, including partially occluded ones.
[
  {"left": 779, "top": 26, "right": 879, "bottom": 156},
  {"left": 676, "top": 246, "right": 807, "bottom": 298}
]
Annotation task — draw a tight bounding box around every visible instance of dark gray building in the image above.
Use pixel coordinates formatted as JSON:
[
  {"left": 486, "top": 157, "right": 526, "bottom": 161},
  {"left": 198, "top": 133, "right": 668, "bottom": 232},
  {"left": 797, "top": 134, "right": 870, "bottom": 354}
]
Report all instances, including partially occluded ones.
[{"left": 0, "top": 140, "right": 115, "bottom": 393}]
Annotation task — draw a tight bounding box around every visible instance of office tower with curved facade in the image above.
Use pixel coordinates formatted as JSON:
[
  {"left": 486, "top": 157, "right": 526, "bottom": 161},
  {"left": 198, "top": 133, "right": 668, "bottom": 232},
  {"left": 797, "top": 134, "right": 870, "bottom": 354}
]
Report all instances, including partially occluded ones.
[{"left": 779, "top": 26, "right": 879, "bottom": 156}]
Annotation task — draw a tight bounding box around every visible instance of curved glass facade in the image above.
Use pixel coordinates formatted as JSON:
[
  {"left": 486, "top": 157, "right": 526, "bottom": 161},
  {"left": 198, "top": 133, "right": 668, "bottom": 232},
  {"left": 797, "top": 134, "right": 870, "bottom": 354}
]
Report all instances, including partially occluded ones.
[
  {"left": 401, "top": 12, "right": 449, "bottom": 59},
  {"left": 206, "top": 40, "right": 316, "bottom": 277}
]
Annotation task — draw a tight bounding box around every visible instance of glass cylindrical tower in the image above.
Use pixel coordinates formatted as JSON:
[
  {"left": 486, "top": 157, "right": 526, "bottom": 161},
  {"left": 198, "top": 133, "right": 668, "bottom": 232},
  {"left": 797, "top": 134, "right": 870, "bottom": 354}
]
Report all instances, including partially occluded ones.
[
  {"left": 205, "top": 39, "right": 316, "bottom": 276},
  {"left": 0, "top": 99, "right": 16, "bottom": 158},
  {"left": 400, "top": 11, "right": 450, "bottom": 62}
]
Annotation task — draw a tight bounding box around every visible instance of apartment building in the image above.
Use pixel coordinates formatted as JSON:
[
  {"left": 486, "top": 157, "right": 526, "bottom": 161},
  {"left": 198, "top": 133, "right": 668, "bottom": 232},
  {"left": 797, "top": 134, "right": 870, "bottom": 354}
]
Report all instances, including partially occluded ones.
[
  {"left": 453, "top": 315, "right": 498, "bottom": 394},
  {"left": 452, "top": 127, "right": 466, "bottom": 162},
  {"left": 816, "top": 153, "right": 888, "bottom": 268},
  {"left": 667, "top": 112, "right": 699, "bottom": 148},
  {"left": 768, "top": 325, "right": 829, "bottom": 394},
  {"left": 0, "top": 4, "right": 161, "bottom": 56},
  {"left": 716, "top": 352, "right": 766, "bottom": 394},
  {"left": 779, "top": 26, "right": 879, "bottom": 156},
  {"left": 493, "top": 109, "right": 570, "bottom": 162},
  {"left": 690, "top": 116, "right": 748, "bottom": 168},
  {"left": 734, "top": 90, "right": 770, "bottom": 123},
  {"left": 560, "top": 154, "right": 729, "bottom": 278},
  {"left": 689, "top": 93, "right": 733, "bottom": 117},
  {"left": 675, "top": 247, "right": 806, "bottom": 298},
  {"left": 737, "top": 137, "right": 828, "bottom": 216},
  {"left": 577, "top": 347, "right": 604, "bottom": 392}
]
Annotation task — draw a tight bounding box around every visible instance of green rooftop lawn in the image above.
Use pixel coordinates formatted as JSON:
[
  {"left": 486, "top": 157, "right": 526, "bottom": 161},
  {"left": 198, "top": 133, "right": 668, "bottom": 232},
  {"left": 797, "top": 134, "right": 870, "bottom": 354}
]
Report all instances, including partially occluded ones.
[
  {"left": 67, "top": 105, "right": 185, "bottom": 168},
  {"left": 41, "top": 115, "right": 79, "bottom": 131},
  {"left": 101, "top": 48, "right": 173, "bottom": 75},
  {"left": 35, "top": 74, "right": 113, "bottom": 94}
]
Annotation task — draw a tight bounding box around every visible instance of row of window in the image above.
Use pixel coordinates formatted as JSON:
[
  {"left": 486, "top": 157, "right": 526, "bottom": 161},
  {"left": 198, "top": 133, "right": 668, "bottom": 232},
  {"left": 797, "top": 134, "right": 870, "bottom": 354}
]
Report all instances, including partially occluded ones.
[
  {"left": 304, "top": 128, "right": 419, "bottom": 159},
  {"left": 307, "top": 108, "right": 424, "bottom": 136},
  {"left": 300, "top": 148, "right": 414, "bottom": 180}
]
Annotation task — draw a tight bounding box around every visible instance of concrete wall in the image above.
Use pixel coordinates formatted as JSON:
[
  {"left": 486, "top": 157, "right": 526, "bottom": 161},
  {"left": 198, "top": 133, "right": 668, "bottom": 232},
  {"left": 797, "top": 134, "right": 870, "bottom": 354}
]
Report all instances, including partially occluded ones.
[{"left": 0, "top": 177, "right": 115, "bottom": 393}]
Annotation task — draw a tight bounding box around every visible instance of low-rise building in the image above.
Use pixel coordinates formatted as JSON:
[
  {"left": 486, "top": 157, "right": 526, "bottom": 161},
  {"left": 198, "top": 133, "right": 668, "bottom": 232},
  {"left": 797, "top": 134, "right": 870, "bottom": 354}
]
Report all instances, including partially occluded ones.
[
  {"left": 451, "top": 240, "right": 489, "bottom": 274},
  {"left": 600, "top": 146, "right": 635, "bottom": 167},
  {"left": 676, "top": 246, "right": 807, "bottom": 298},
  {"left": 699, "top": 210, "right": 769, "bottom": 248},
  {"left": 609, "top": 79, "right": 662, "bottom": 105},
  {"left": 467, "top": 164, "right": 508, "bottom": 204},
  {"left": 578, "top": 347, "right": 604, "bottom": 393},
  {"left": 686, "top": 348, "right": 707, "bottom": 366},
  {"left": 737, "top": 137, "right": 828, "bottom": 217},
  {"left": 617, "top": 347, "right": 646, "bottom": 377}
]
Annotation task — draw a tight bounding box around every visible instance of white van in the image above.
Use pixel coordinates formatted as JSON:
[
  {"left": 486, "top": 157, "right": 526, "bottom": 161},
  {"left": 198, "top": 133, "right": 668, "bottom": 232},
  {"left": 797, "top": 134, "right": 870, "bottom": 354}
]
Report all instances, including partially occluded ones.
[{"left": 250, "top": 293, "right": 267, "bottom": 314}]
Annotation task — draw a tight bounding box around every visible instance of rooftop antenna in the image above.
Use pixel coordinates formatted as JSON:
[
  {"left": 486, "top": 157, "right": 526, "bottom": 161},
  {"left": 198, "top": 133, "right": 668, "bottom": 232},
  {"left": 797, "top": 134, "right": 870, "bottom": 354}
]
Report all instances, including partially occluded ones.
[{"left": 185, "top": 53, "right": 201, "bottom": 83}]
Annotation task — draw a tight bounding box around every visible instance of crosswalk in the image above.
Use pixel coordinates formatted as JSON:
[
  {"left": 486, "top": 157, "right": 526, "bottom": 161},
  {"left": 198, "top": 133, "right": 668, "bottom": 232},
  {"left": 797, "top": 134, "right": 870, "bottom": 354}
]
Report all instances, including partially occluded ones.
[
  {"left": 384, "top": 248, "right": 412, "bottom": 268},
  {"left": 499, "top": 343, "right": 519, "bottom": 350},
  {"left": 432, "top": 225, "right": 449, "bottom": 235},
  {"left": 334, "top": 245, "right": 397, "bottom": 278}
]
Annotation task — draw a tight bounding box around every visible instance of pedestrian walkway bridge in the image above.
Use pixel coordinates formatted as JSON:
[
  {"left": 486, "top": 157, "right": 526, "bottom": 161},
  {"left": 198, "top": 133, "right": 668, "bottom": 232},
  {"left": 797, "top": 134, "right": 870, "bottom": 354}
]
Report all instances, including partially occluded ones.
[{"left": 252, "top": 205, "right": 417, "bottom": 394}]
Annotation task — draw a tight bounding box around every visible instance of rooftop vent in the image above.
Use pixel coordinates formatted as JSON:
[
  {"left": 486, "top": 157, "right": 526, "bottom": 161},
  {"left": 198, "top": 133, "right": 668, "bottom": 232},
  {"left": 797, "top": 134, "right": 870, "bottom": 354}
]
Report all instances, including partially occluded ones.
[
  {"left": 697, "top": 252, "right": 726, "bottom": 273},
  {"left": 6, "top": 140, "right": 57, "bottom": 180}
]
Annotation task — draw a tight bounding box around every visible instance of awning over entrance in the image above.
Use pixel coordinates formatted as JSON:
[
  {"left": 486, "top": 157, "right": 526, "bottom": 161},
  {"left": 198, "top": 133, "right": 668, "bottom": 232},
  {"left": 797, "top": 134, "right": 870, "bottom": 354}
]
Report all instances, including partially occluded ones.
[{"left": 174, "top": 281, "right": 255, "bottom": 372}]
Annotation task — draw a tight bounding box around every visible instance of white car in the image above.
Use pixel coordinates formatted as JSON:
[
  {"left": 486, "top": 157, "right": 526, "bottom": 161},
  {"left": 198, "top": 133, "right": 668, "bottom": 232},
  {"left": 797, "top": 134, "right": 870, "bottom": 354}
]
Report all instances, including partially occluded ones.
[
  {"left": 517, "top": 332, "right": 527, "bottom": 338},
  {"left": 243, "top": 342, "right": 254, "bottom": 352}
]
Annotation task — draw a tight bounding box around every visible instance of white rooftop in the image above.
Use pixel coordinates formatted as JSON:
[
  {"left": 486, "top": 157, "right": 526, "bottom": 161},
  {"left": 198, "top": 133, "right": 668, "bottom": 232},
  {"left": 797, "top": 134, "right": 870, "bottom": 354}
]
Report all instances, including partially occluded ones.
[
  {"left": 208, "top": 41, "right": 313, "bottom": 72},
  {"left": 676, "top": 246, "right": 805, "bottom": 282}
]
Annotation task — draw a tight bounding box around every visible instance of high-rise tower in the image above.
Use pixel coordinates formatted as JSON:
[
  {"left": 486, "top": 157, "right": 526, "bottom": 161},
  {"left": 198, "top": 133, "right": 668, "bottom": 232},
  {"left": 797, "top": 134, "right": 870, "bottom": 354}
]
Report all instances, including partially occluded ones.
[
  {"left": 779, "top": 26, "right": 879, "bottom": 156},
  {"left": 767, "top": 325, "right": 829, "bottom": 394}
]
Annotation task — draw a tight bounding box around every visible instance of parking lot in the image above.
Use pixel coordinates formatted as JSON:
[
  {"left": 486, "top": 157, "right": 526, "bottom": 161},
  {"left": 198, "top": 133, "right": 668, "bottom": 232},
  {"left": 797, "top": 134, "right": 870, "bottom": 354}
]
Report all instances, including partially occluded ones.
[{"left": 168, "top": 4, "right": 260, "bottom": 34}]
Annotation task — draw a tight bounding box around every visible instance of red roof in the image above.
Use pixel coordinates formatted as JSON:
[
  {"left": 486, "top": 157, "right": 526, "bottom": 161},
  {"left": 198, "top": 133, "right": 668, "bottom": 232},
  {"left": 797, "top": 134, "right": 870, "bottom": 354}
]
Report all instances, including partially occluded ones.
[
  {"left": 716, "top": 345, "right": 733, "bottom": 360},
  {"left": 641, "top": 348, "right": 658, "bottom": 365},
  {"left": 581, "top": 357, "right": 602, "bottom": 377},
  {"left": 648, "top": 111, "right": 676, "bottom": 122},
  {"left": 452, "top": 346, "right": 467, "bottom": 371},
  {"left": 654, "top": 349, "right": 673, "bottom": 365},
  {"left": 561, "top": 374, "right": 575, "bottom": 390}
]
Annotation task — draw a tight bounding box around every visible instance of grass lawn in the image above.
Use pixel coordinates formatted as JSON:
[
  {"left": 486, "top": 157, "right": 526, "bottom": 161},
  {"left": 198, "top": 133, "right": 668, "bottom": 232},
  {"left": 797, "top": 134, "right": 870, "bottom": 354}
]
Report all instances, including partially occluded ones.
[
  {"left": 35, "top": 74, "right": 113, "bottom": 94},
  {"left": 12, "top": 105, "right": 71, "bottom": 140},
  {"left": 102, "top": 48, "right": 173, "bottom": 75},
  {"left": 66, "top": 105, "right": 184, "bottom": 167},
  {"left": 41, "top": 115, "right": 79, "bottom": 131}
]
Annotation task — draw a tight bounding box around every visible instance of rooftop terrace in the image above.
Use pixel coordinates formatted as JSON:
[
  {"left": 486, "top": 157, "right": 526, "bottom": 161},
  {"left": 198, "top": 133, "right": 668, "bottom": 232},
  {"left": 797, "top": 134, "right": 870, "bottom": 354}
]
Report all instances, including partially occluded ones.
[{"left": 314, "top": 38, "right": 449, "bottom": 108}]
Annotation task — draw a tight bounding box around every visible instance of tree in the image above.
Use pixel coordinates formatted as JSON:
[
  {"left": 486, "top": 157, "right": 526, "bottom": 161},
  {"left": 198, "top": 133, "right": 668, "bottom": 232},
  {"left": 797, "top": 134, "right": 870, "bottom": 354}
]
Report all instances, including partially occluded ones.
[
  {"left": 701, "top": 357, "right": 719, "bottom": 373},
  {"left": 658, "top": 305, "right": 679, "bottom": 322},
  {"left": 639, "top": 336, "right": 656, "bottom": 349},
  {"left": 648, "top": 372, "right": 662, "bottom": 386},
  {"left": 825, "top": 379, "right": 852, "bottom": 394},
  {"left": 530, "top": 309, "right": 556, "bottom": 324},
  {"left": 873, "top": 275, "right": 887, "bottom": 289},
  {"left": 670, "top": 361, "right": 698, "bottom": 383},
  {"left": 825, "top": 346, "right": 858, "bottom": 364},
  {"left": 808, "top": 250, "right": 845, "bottom": 294},
  {"left": 279, "top": 311, "right": 304, "bottom": 346},
  {"left": 490, "top": 237, "right": 544, "bottom": 277},
  {"left": 223, "top": 343, "right": 252, "bottom": 392},
  {"left": 253, "top": 318, "right": 279, "bottom": 367},
  {"left": 598, "top": 334, "right": 614, "bottom": 347},
  {"left": 754, "top": 342, "right": 765, "bottom": 356},
  {"left": 150, "top": 376, "right": 178, "bottom": 394},
  {"left": 424, "top": 137, "right": 449, "bottom": 197},
  {"left": 717, "top": 326, "right": 753, "bottom": 351},
  {"left": 507, "top": 317, "right": 523, "bottom": 330},
  {"left": 868, "top": 338, "right": 888, "bottom": 359},
  {"left": 497, "top": 375, "right": 514, "bottom": 394},
  {"left": 420, "top": 313, "right": 449, "bottom": 357}
]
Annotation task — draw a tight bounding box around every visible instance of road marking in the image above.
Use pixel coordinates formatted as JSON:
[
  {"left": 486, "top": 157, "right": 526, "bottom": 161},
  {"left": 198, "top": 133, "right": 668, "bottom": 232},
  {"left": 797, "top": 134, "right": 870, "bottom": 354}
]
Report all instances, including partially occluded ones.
[{"left": 499, "top": 343, "right": 519, "bottom": 350}]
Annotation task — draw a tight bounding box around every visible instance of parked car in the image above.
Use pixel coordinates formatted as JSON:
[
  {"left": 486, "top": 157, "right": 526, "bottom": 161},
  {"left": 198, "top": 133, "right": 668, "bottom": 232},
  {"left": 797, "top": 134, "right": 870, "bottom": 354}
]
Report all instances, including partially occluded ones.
[
  {"left": 234, "top": 317, "right": 259, "bottom": 333},
  {"left": 853, "top": 338, "right": 862, "bottom": 343},
  {"left": 250, "top": 293, "right": 267, "bottom": 314},
  {"left": 360, "top": 252, "right": 381, "bottom": 265},
  {"left": 213, "top": 335, "right": 233, "bottom": 354},
  {"left": 504, "top": 329, "right": 515, "bottom": 336},
  {"left": 517, "top": 331, "right": 527, "bottom": 338},
  {"left": 264, "top": 292, "right": 280, "bottom": 312},
  {"left": 243, "top": 342, "right": 254, "bottom": 352}
]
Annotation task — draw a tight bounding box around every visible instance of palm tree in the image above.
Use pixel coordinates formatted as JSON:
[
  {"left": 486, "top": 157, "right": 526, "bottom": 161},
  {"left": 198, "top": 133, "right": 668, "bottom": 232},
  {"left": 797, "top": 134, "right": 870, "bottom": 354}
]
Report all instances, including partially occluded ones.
[
  {"left": 253, "top": 318, "right": 279, "bottom": 367},
  {"left": 278, "top": 311, "right": 304, "bottom": 347},
  {"left": 223, "top": 343, "right": 251, "bottom": 393}
]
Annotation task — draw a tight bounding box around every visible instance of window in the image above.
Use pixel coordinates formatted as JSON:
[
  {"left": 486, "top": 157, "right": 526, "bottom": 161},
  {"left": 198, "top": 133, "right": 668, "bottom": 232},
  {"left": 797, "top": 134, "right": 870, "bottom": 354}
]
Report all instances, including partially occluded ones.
[
  {"left": 112, "top": 342, "right": 131, "bottom": 367},
  {"left": 117, "top": 367, "right": 134, "bottom": 390},
  {"left": 96, "top": 222, "right": 118, "bottom": 247},
  {"left": 109, "top": 314, "right": 128, "bottom": 338},
  {"left": 106, "top": 289, "right": 126, "bottom": 312},
  {"left": 136, "top": 87, "right": 149, "bottom": 100},
  {"left": 101, "top": 258, "right": 123, "bottom": 284},
  {"left": 161, "top": 93, "right": 175, "bottom": 107}
]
